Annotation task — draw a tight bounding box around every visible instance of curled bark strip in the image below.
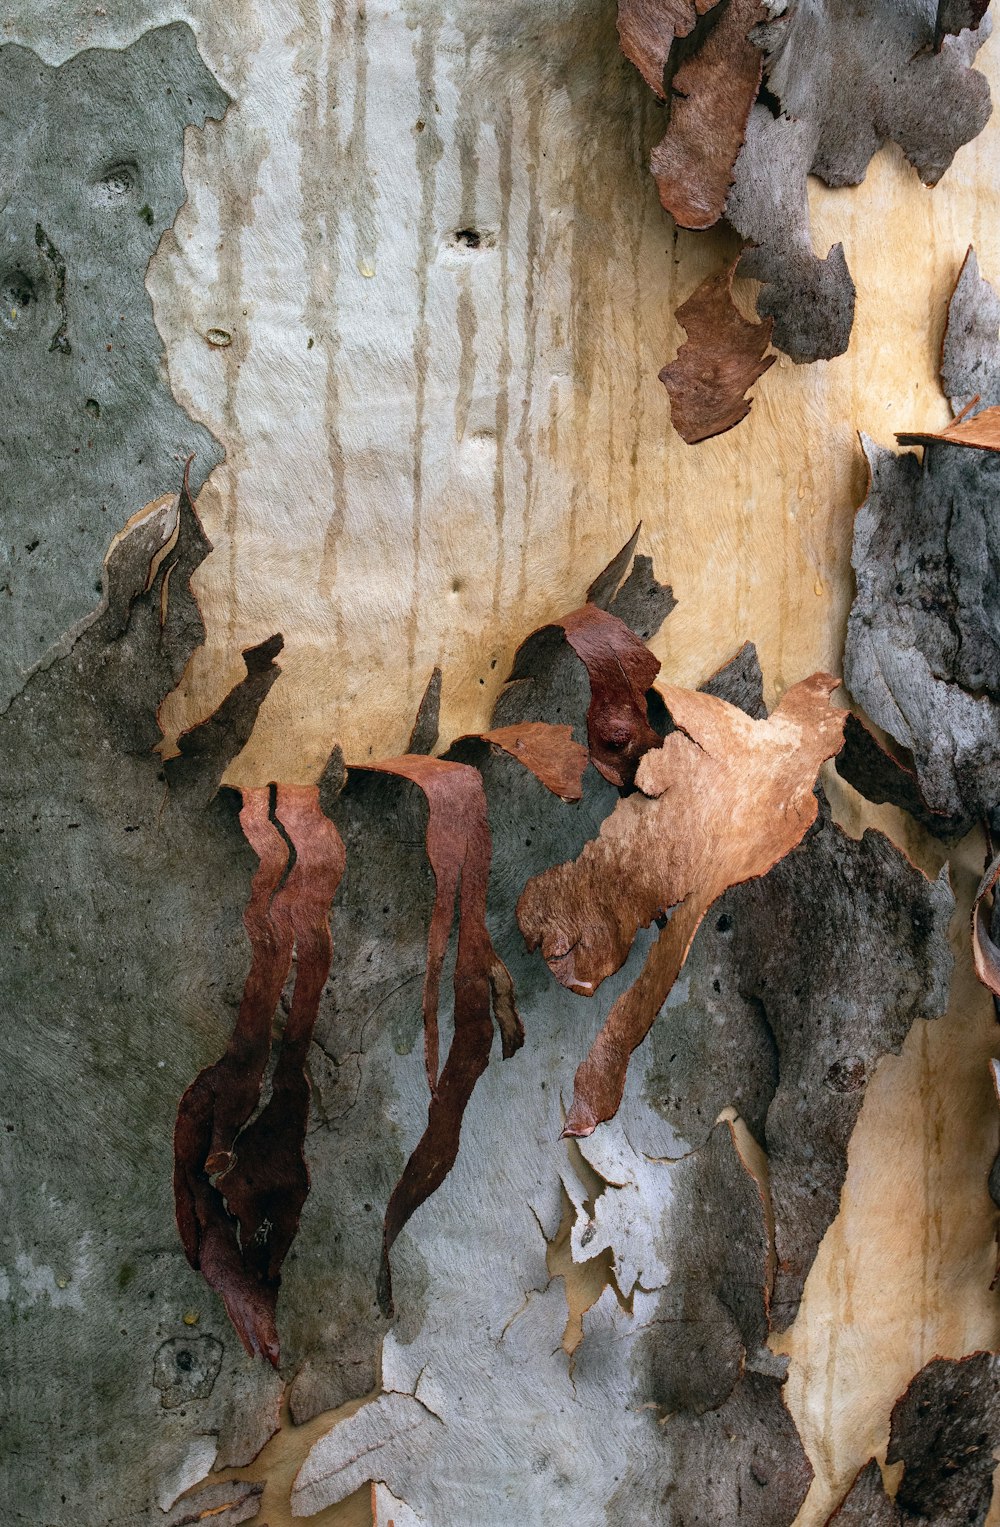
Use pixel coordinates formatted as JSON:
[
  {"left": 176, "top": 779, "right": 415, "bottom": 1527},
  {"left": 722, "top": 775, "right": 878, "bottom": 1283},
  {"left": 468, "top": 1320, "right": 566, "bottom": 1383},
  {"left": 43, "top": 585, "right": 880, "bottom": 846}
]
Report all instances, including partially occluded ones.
[
  {"left": 972, "top": 848, "right": 1000, "bottom": 998},
  {"left": 560, "top": 605, "right": 662, "bottom": 786},
  {"left": 660, "top": 263, "right": 775, "bottom": 443},
  {"left": 517, "top": 673, "right": 846, "bottom": 1135},
  {"left": 617, "top": 0, "right": 720, "bottom": 97},
  {"left": 650, "top": 0, "right": 764, "bottom": 230},
  {"left": 362, "top": 756, "right": 521, "bottom": 1314},
  {"left": 454, "top": 723, "right": 588, "bottom": 800},
  {"left": 173, "top": 785, "right": 344, "bottom": 1363}
]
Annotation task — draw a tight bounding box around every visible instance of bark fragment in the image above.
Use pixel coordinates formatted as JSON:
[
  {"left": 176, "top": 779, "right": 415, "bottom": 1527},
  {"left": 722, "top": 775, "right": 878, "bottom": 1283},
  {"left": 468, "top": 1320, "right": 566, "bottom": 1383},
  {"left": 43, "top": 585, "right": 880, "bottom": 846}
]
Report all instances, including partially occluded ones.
[
  {"left": 508, "top": 600, "right": 663, "bottom": 788},
  {"left": 844, "top": 432, "right": 1000, "bottom": 821},
  {"left": 660, "top": 262, "right": 775, "bottom": 443},
  {"left": 518, "top": 672, "right": 846, "bottom": 1135}
]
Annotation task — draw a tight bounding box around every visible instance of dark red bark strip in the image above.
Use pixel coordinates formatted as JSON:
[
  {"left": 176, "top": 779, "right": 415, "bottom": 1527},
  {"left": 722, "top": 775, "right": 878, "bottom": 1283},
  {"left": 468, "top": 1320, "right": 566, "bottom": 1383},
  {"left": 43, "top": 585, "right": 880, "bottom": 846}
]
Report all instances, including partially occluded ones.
[
  {"left": 362, "top": 756, "right": 522, "bottom": 1314},
  {"left": 173, "top": 785, "right": 344, "bottom": 1364},
  {"left": 558, "top": 604, "right": 662, "bottom": 787}
]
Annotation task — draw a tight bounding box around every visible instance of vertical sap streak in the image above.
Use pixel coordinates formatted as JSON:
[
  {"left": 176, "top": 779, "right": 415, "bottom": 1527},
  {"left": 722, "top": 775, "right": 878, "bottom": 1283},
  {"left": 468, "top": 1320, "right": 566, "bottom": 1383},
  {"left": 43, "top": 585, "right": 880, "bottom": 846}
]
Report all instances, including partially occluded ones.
[
  {"left": 407, "top": 12, "right": 444, "bottom": 686},
  {"left": 453, "top": 36, "right": 479, "bottom": 445},
  {"left": 516, "top": 90, "right": 542, "bottom": 601},
  {"left": 313, "top": 3, "right": 351, "bottom": 636},
  {"left": 492, "top": 103, "right": 513, "bottom": 617}
]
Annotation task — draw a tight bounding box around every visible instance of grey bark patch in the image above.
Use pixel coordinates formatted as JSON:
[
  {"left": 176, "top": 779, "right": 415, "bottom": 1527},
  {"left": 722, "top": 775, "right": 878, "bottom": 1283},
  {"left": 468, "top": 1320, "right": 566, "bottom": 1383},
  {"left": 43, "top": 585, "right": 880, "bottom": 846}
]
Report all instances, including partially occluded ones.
[
  {"left": 844, "top": 433, "right": 1000, "bottom": 820},
  {"left": 834, "top": 712, "right": 974, "bottom": 841},
  {"left": 0, "top": 485, "right": 282, "bottom": 1522},
  {"left": 829, "top": 1352, "right": 1000, "bottom": 1524},
  {"left": 699, "top": 639, "right": 767, "bottom": 719},
  {"left": 725, "top": 4, "right": 991, "bottom": 362},
  {"left": 0, "top": 23, "right": 228, "bottom": 704},
  {"left": 730, "top": 801, "right": 954, "bottom": 1327},
  {"left": 643, "top": 1367, "right": 813, "bottom": 1524},
  {"left": 941, "top": 246, "right": 1000, "bottom": 414},
  {"left": 825, "top": 1458, "right": 899, "bottom": 1524},
  {"left": 153, "top": 1334, "right": 225, "bottom": 1408},
  {"left": 634, "top": 1120, "right": 770, "bottom": 1417}
]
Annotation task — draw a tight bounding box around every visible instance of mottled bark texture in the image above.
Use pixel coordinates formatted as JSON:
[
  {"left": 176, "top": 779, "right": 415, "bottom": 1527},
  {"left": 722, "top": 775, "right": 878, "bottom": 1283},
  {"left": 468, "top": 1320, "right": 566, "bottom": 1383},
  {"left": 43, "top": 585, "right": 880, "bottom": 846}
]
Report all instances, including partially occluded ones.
[
  {"left": 0, "top": 474, "right": 284, "bottom": 1521},
  {"left": 828, "top": 1351, "right": 1000, "bottom": 1524},
  {"left": 0, "top": 25, "right": 228, "bottom": 705},
  {"left": 845, "top": 250, "right": 1000, "bottom": 824},
  {"left": 624, "top": 0, "right": 992, "bottom": 435}
]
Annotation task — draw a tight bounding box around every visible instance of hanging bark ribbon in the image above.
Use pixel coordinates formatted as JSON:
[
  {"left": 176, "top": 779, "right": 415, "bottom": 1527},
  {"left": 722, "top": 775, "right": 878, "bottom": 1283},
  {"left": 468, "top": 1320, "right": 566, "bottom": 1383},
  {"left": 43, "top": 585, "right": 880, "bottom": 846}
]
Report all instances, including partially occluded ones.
[{"left": 173, "top": 784, "right": 344, "bottom": 1363}]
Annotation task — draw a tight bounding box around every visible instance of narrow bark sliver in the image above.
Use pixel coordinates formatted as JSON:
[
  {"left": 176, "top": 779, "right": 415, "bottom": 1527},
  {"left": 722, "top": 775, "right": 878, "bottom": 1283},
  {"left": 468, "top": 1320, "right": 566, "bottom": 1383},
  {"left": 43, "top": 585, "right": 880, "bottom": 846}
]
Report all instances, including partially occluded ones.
[
  {"left": 517, "top": 673, "right": 847, "bottom": 1136},
  {"left": 173, "top": 784, "right": 345, "bottom": 1364},
  {"left": 359, "top": 756, "right": 523, "bottom": 1315}
]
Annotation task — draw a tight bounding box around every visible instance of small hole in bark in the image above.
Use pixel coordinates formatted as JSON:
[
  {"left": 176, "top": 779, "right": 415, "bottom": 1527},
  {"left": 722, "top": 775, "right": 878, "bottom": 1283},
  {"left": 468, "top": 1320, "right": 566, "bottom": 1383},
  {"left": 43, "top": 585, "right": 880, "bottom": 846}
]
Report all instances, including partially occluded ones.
[{"left": 94, "top": 161, "right": 137, "bottom": 204}]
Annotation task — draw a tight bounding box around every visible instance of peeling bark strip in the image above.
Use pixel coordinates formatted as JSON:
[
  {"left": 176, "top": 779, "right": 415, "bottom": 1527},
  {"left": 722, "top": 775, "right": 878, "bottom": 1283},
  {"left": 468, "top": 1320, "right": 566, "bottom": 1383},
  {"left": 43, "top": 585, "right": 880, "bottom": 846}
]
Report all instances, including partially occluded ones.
[
  {"left": 174, "top": 785, "right": 345, "bottom": 1364},
  {"left": 828, "top": 1351, "right": 1000, "bottom": 1523},
  {"left": 649, "top": 0, "right": 765, "bottom": 231},
  {"left": 660, "top": 262, "right": 775, "bottom": 443},
  {"left": 616, "top": 0, "right": 721, "bottom": 97},
  {"left": 619, "top": 0, "right": 992, "bottom": 425},
  {"left": 360, "top": 757, "right": 522, "bottom": 1315},
  {"left": 451, "top": 723, "right": 588, "bottom": 800},
  {"left": 518, "top": 673, "right": 846, "bottom": 1135}
]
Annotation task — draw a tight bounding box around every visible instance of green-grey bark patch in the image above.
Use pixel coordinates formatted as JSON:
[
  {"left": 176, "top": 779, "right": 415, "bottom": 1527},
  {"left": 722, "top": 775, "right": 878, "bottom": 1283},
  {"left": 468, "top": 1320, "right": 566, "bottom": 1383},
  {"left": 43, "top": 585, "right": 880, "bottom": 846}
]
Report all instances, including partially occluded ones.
[
  {"left": 0, "top": 479, "right": 282, "bottom": 1523},
  {"left": 0, "top": 23, "right": 228, "bottom": 706}
]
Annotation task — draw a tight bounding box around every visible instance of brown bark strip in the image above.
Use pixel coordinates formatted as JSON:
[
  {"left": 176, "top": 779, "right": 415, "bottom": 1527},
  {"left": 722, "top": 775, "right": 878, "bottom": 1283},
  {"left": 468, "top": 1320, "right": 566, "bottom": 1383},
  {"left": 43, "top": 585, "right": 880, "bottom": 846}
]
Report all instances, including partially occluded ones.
[
  {"left": 650, "top": 0, "right": 764, "bottom": 230},
  {"left": 456, "top": 722, "right": 588, "bottom": 800},
  {"left": 173, "top": 785, "right": 344, "bottom": 1364},
  {"left": 660, "top": 263, "right": 775, "bottom": 443},
  {"left": 896, "top": 402, "right": 1000, "bottom": 452},
  {"left": 517, "top": 674, "right": 846, "bottom": 1135},
  {"left": 617, "top": 0, "right": 721, "bottom": 97},
  {"left": 362, "top": 757, "right": 522, "bottom": 1314}
]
